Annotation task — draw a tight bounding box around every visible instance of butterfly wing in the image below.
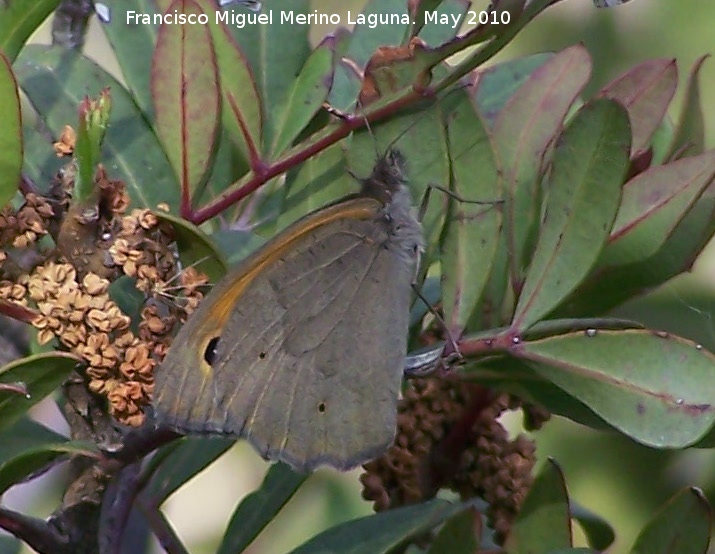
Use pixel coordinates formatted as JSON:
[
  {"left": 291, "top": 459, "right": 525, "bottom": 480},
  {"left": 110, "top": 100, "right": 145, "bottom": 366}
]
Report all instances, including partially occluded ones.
[{"left": 154, "top": 197, "right": 420, "bottom": 471}]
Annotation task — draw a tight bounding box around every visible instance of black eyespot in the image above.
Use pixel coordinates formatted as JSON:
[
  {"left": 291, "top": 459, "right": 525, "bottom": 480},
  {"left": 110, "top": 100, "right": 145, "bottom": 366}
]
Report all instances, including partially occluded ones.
[
  {"left": 258, "top": 351, "right": 266, "bottom": 360},
  {"left": 204, "top": 337, "right": 220, "bottom": 365},
  {"left": 318, "top": 402, "right": 326, "bottom": 413}
]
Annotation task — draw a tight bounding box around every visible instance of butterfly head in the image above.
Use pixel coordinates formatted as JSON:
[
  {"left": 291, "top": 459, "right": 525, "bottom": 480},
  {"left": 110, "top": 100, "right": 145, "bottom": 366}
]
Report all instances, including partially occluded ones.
[{"left": 360, "top": 149, "right": 408, "bottom": 204}]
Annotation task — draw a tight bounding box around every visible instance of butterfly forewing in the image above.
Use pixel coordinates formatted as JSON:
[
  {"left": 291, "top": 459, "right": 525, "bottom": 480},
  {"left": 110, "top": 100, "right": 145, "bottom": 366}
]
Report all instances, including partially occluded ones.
[{"left": 154, "top": 196, "right": 420, "bottom": 472}]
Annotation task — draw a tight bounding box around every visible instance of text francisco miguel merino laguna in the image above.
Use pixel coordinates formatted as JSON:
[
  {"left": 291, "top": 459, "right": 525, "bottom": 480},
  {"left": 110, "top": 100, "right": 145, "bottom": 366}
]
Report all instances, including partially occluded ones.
[{"left": 126, "top": 10, "right": 466, "bottom": 29}]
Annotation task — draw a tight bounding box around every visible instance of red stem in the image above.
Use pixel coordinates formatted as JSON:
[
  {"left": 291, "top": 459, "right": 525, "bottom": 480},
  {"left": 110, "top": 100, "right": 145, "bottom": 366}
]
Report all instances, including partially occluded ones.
[
  {"left": 0, "top": 299, "right": 39, "bottom": 324},
  {"left": 187, "top": 89, "right": 424, "bottom": 224}
]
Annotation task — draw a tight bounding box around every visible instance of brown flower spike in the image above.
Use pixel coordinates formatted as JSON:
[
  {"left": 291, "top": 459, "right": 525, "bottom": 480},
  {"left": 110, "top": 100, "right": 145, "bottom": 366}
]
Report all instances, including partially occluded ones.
[{"left": 361, "top": 379, "right": 549, "bottom": 544}]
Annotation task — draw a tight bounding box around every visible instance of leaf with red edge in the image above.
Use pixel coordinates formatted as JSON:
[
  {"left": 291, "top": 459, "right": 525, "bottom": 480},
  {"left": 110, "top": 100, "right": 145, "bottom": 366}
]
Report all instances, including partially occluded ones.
[
  {"left": 599, "top": 150, "right": 715, "bottom": 267},
  {"left": 15, "top": 45, "right": 178, "bottom": 210},
  {"left": 193, "top": 0, "right": 262, "bottom": 164},
  {"left": 473, "top": 52, "right": 553, "bottom": 127},
  {"left": 99, "top": 0, "right": 161, "bottom": 121},
  {"left": 221, "top": 0, "right": 311, "bottom": 150},
  {"left": 492, "top": 44, "right": 592, "bottom": 290},
  {"left": 440, "top": 92, "right": 502, "bottom": 335},
  {"left": 0, "top": 52, "right": 22, "bottom": 210},
  {"left": 271, "top": 36, "right": 336, "bottom": 156},
  {"left": 515, "top": 329, "right": 715, "bottom": 449},
  {"left": 666, "top": 55, "right": 709, "bottom": 160},
  {"left": 512, "top": 99, "right": 630, "bottom": 332},
  {"left": 553, "top": 184, "right": 715, "bottom": 318},
  {"left": 152, "top": 0, "right": 220, "bottom": 211},
  {"left": 599, "top": 58, "right": 677, "bottom": 156}
]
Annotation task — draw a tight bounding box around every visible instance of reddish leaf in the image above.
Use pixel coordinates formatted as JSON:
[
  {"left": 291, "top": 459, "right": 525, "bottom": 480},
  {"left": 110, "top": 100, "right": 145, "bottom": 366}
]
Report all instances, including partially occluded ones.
[
  {"left": 599, "top": 58, "right": 677, "bottom": 156},
  {"left": 492, "top": 44, "right": 591, "bottom": 290},
  {"left": 601, "top": 150, "right": 715, "bottom": 267},
  {"left": 194, "top": 0, "right": 263, "bottom": 165},
  {"left": 667, "top": 55, "right": 709, "bottom": 160},
  {"left": 151, "top": 0, "right": 220, "bottom": 212}
]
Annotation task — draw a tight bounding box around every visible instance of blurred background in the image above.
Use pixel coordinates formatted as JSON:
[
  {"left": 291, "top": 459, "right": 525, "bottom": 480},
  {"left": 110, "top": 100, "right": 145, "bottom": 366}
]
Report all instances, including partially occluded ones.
[{"left": 5, "top": 0, "right": 715, "bottom": 552}]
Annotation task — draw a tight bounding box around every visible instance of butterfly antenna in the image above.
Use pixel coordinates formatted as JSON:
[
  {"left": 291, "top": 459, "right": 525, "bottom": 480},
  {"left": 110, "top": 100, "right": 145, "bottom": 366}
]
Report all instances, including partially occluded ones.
[
  {"left": 175, "top": 256, "right": 212, "bottom": 277},
  {"left": 155, "top": 256, "right": 213, "bottom": 297},
  {"left": 359, "top": 108, "right": 382, "bottom": 160}
]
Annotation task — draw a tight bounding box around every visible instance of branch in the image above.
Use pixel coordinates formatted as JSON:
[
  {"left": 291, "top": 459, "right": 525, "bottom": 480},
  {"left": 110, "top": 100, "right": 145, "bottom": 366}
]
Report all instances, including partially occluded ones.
[
  {"left": 52, "top": 0, "right": 94, "bottom": 50},
  {"left": 0, "top": 507, "right": 70, "bottom": 554}
]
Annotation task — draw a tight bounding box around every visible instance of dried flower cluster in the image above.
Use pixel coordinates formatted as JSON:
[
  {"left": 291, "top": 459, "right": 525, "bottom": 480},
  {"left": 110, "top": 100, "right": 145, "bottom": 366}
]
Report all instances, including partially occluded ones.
[
  {"left": 0, "top": 157, "right": 208, "bottom": 426},
  {"left": 0, "top": 193, "right": 54, "bottom": 252},
  {"left": 361, "top": 378, "right": 549, "bottom": 544}
]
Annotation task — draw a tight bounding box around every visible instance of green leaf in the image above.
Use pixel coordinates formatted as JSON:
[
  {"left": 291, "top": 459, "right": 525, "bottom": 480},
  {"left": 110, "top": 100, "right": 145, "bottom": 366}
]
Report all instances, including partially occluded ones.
[
  {"left": 328, "top": 0, "right": 411, "bottom": 110},
  {"left": 503, "top": 458, "right": 572, "bottom": 552},
  {"left": 469, "top": 232, "right": 509, "bottom": 330},
  {"left": 440, "top": 92, "right": 502, "bottom": 333},
  {"left": 571, "top": 503, "right": 615, "bottom": 551},
  {"left": 415, "top": 0, "right": 469, "bottom": 46},
  {"left": 191, "top": 0, "right": 263, "bottom": 164},
  {"left": 493, "top": 44, "right": 591, "bottom": 288},
  {"left": 274, "top": 143, "right": 353, "bottom": 232},
  {"left": 485, "top": 364, "right": 615, "bottom": 432},
  {"left": 212, "top": 229, "right": 266, "bottom": 266},
  {"left": 512, "top": 99, "right": 631, "bottom": 331},
  {"left": 99, "top": 0, "right": 160, "bottom": 120},
  {"left": 0, "top": 52, "right": 22, "bottom": 209},
  {"left": 151, "top": 0, "right": 220, "bottom": 200},
  {"left": 271, "top": 38, "right": 336, "bottom": 156},
  {"left": 474, "top": 52, "right": 553, "bottom": 127},
  {"left": 630, "top": 488, "right": 712, "bottom": 554},
  {"left": 223, "top": 0, "right": 311, "bottom": 149},
  {"left": 426, "top": 508, "right": 480, "bottom": 554},
  {"left": 21, "top": 123, "right": 63, "bottom": 190},
  {"left": 144, "top": 437, "right": 234, "bottom": 505},
  {"left": 218, "top": 463, "right": 307, "bottom": 554},
  {"left": 154, "top": 211, "right": 228, "bottom": 282},
  {"left": 194, "top": 126, "right": 252, "bottom": 209},
  {"left": 0, "top": 535, "right": 20, "bottom": 554},
  {"left": 410, "top": 0, "right": 448, "bottom": 39},
  {"left": 666, "top": 55, "right": 708, "bottom": 160},
  {"left": 436, "top": 0, "right": 557, "bottom": 100},
  {"left": 348, "top": 106, "right": 450, "bottom": 259},
  {"left": 549, "top": 547, "right": 602, "bottom": 554},
  {"left": 521, "top": 317, "right": 644, "bottom": 340},
  {"left": 600, "top": 58, "right": 677, "bottom": 155},
  {"left": 555, "top": 174, "right": 715, "bottom": 317},
  {"left": 515, "top": 329, "right": 715, "bottom": 448},
  {"left": 599, "top": 150, "right": 715, "bottom": 267},
  {"left": 0, "top": 0, "right": 60, "bottom": 63},
  {"left": 0, "top": 352, "right": 78, "bottom": 433},
  {"left": 0, "top": 418, "right": 98, "bottom": 495},
  {"left": 289, "top": 499, "right": 468, "bottom": 554},
  {"left": 15, "top": 45, "right": 179, "bottom": 210}
]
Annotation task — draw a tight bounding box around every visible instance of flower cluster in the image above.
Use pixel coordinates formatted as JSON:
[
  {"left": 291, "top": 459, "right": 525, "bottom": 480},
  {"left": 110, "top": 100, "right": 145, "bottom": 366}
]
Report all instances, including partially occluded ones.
[
  {"left": 0, "top": 158, "right": 207, "bottom": 426},
  {"left": 360, "top": 378, "right": 549, "bottom": 544},
  {"left": 0, "top": 193, "right": 54, "bottom": 257}
]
